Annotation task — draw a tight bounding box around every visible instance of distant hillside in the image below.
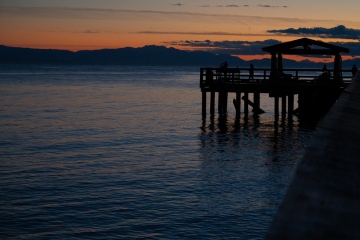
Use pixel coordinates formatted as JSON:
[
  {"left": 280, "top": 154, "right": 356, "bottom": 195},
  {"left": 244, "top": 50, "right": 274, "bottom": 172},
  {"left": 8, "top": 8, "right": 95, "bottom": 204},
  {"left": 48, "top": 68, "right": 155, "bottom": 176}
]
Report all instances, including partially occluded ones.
[
  {"left": 0, "top": 45, "right": 358, "bottom": 68},
  {"left": 0, "top": 45, "right": 246, "bottom": 67}
]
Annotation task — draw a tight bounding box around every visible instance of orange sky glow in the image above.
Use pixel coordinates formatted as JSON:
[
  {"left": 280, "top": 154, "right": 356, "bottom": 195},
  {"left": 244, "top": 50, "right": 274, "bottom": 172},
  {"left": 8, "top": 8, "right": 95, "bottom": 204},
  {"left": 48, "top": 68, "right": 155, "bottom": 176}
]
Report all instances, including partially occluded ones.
[{"left": 1, "top": 0, "right": 360, "bottom": 61}]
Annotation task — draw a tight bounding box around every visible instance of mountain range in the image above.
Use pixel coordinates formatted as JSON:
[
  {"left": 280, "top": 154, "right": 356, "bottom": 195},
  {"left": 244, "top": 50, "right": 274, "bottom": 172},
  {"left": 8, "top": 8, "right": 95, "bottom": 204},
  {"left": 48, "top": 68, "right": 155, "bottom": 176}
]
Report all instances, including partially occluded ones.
[{"left": 0, "top": 45, "right": 358, "bottom": 69}]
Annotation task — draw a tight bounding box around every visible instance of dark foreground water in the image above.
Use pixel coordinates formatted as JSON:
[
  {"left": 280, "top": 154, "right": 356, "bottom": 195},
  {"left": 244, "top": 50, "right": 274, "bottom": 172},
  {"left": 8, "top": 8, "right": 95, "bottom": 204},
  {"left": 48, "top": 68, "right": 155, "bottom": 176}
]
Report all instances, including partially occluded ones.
[{"left": 0, "top": 65, "right": 313, "bottom": 239}]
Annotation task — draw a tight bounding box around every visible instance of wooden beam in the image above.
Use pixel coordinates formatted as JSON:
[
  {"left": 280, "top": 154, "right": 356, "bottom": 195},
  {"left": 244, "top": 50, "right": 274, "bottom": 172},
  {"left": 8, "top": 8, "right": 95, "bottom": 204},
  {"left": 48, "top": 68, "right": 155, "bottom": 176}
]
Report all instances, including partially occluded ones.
[
  {"left": 278, "top": 49, "right": 340, "bottom": 55},
  {"left": 241, "top": 95, "right": 265, "bottom": 114}
]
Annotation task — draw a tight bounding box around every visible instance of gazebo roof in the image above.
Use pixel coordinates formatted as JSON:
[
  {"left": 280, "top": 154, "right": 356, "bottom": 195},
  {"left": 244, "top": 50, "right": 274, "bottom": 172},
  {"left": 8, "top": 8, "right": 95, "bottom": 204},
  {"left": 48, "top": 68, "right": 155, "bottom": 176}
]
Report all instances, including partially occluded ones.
[{"left": 262, "top": 38, "right": 350, "bottom": 55}]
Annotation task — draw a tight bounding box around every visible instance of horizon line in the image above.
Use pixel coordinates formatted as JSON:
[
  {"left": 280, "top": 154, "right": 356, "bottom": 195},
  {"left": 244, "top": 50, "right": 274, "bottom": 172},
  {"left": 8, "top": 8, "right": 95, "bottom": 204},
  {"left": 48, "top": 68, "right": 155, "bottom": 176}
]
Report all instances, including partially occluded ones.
[{"left": 1, "top": 44, "right": 359, "bottom": 63}]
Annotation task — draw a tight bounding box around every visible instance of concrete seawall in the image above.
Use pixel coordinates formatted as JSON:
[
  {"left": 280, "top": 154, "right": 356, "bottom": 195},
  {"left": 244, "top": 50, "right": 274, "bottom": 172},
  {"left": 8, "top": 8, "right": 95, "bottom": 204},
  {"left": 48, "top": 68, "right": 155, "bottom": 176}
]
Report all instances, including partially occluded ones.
[{"left": 266, "top": 72, "right": 360, "bottom": 239}]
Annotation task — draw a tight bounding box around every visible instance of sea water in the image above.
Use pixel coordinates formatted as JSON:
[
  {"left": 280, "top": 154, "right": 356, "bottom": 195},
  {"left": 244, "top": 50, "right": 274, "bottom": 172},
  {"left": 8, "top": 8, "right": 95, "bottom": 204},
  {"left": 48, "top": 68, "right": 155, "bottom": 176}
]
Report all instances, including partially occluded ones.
[{"left": 0, "top": 65, "right": 313, "bottom": 239}]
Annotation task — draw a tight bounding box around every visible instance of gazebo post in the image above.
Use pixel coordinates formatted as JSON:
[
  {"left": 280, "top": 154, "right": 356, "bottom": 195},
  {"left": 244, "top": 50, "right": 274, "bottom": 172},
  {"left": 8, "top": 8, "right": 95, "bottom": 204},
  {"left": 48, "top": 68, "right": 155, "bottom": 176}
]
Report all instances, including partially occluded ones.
[
  {"left": 278, "top": 53, "right": 283, "bottom": 75},
  {"left": 271, "top": 53, "right": 277, "bottom": 80},
  {"left": 334, "top": 54, "right": 342, "bottom": 82}
]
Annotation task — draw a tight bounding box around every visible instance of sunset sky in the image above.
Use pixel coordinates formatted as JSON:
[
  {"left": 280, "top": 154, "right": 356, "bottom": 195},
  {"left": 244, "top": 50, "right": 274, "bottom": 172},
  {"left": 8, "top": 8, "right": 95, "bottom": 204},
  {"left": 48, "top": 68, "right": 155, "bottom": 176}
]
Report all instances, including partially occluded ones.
[{"left": 1, "top": 0, "right": 360, "bottom": 61}]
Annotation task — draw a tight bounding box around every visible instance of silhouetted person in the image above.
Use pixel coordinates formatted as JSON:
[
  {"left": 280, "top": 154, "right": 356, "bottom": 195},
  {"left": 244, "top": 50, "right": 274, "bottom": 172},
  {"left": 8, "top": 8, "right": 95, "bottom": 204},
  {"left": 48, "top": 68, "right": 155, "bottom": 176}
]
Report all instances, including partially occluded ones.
[
  {"left": 206, "top": 68, "right": 213, "bottom": 84},
  {"left": 322, "top": 64, "right": 328, "bottom": 73},
  {"left": 220, "top": 61, "right": 228, "bottom": 80},
  {"left": 249, "top": 64, "right": 254, "bottom": 81},
  {"left": 220, "top": 61, "right": 228, "bottom": 69},
  {"left": 352, "top": 64, "right": 358, "bottom": 77}
]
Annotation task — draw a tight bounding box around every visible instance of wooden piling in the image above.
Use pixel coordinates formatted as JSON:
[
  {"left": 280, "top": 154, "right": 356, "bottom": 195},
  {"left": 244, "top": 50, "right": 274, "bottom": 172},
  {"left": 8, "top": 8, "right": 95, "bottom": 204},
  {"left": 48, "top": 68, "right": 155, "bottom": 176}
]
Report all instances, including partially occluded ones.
[
  {"left": 254, "top": 92, "right": 260, "bottom": 110},
  {"left": 244, "top": 92, "right": 249, "bottom": 115},
  {"left": 282, "top": 95, "right": 287, "bottom": 119},
  {"left": 274, "top": 97, "right": 279, "bottom": 120},
  {"left": 242, "top": 95, "right": 265, "bottom": 114},
  {"left": 224, "top": 92, "right": 228, "bottom": 114},
  {"left": 236, "top": 92, "right": 241, "bottom": 119},
  {"left": 218, "top": 92, "right": 222, "bottom": 114},
  {"left": 202, "top": 91, "right": 206, "bottom": 119},
  {"left": 288, "top": 94, "right": 294, "bottom": 117},
  {"left": 218, "top": 91, "right": 228, "bottom": 115},
  {"left": 210, "top": 91, "right": 215, "bottom": 116}
]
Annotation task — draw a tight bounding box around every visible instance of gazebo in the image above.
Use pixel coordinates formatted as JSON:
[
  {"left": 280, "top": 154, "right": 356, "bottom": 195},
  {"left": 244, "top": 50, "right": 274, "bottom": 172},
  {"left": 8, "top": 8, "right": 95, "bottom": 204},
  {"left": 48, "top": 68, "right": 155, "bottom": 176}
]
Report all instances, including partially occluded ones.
[{"left": 262, "top": 38, "right": 350, "bottom": 82}]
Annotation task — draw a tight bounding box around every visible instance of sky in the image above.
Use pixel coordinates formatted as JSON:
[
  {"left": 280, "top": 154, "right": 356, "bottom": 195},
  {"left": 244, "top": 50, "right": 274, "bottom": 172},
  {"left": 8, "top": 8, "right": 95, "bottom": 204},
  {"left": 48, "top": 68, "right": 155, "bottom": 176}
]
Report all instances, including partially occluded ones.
[{"left": 1, "top": 0, "right": 360, "bottom": 61}]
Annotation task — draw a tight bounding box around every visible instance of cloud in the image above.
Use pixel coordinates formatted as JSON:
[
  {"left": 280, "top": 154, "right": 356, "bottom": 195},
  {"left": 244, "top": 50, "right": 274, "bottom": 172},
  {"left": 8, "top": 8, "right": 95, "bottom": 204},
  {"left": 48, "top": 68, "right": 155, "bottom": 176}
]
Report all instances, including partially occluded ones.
[
  {"left": 138, "top": 31, "right": 271, "bottom": 37},
  {"left": 84, "top": 30, "right": 99, "bottom": 34},
  {"left": 164, "top": 39, "right": 282, "bottom": 55},
  {"left": 268, "top": 25, "right": 360, "bottom": 40},
  {"left": 164, "top": 39, "right": 360, "bottom": 56},
  {"left": 329, "top": 41, "right": 360, "bottom": 56},
  {"left": 0, "top": 6, "right": 351, "bottom": 29},
  {"left": 0, "top": 6, "right": 277, "bottom": 20},
  {"left": 258, "top": 4, "right": 288, "bottom": 8},
  {"left": 199, "top": 4, "right": 252, "bottom": 8}
]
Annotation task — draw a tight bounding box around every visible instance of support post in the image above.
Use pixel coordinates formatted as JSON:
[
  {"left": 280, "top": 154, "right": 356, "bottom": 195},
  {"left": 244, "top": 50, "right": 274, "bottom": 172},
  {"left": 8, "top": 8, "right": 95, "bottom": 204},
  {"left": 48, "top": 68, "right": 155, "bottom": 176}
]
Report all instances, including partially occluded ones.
[
  {"left": 282, "top": 95, "right": 287, "bottom": 119},
  {"left": 275, "top": 97, "right": 279, "bottom": 121},
  {"left": 288, "top": 94, "right": 294, "bottom": 118},
  {"left": 254, "top": 92, "right": 260, "bottom": 111},
  {"left": 210, "top": 91, "right": 215, "bottom": 116},
  {"left": 278, "top": 53, "right": 283, "bottom": 75},
  {"left": 244, "top": 92, "right": 249, "bottom": 115},
  {"left": 202, "top": 91, "right": 206, "bottom": 119},
  {"left": 218, "top": 92, "right": 222, "bottom": 114},
  {"left": 236, "top": 92, "right": 241, "bottom": 119},
  {"left": 218, "top": 91, "right": 227, "bottom": 116},
  {"left": 224, "top": 92, "right": 228, "bottom": 114},
  {"left": 270, "top": 53, "right": 278, "bottom": 81},
  {"left": 242, "top": 95, "right": 265, "bottom": 114}
]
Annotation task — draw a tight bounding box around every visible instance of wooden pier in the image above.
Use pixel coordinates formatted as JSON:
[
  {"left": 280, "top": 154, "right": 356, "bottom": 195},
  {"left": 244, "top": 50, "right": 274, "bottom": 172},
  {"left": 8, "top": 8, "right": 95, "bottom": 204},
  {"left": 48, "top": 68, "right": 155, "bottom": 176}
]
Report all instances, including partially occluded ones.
[
  {"left": 200, "top": 67, "right": 352, "bottom": 120},
  {"left": 200, "top": 38, "right": 352, "bottom": 121}
]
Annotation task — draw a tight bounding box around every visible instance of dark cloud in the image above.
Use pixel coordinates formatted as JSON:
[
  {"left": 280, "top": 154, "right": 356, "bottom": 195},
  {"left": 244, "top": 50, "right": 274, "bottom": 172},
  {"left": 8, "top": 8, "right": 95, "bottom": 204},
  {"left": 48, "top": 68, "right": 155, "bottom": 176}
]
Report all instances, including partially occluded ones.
[
  {"left": 258, "top": 4, "right": 288, "bottom": 8},
  {"left": 330, "top": 41, "right": 360, "bottom": 56},
  {"left": 138, "top": 30, "right": 266, "bottom": 36},
  {"left": 164, "top": 39, "right": 282, "bottom": 55},
  {"left": 164, "top": 39, "right": 360, "bottom": 56},
  {"left": 267, "top": 25, "right": 360, "bottom": 40},
  {"left": 199, "top": 4, "right": 253, "bottom": 8},
  {"left": 84, "top": 30, "right": 99, "bottom": 34}
]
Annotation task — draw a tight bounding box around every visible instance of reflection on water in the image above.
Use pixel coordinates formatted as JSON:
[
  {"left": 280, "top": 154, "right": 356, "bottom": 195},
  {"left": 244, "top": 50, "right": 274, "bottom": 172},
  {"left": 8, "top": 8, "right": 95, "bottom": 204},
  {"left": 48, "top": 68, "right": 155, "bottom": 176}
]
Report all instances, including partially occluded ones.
[
  {"left": 199, "top": 114, "right": 312, "bottom": 236},
  {"left": 200, "top": 113, "right": 313, "bottom": 163},
  {"left": 0, "top": 65, "right": 315, "bottom": 240},
  {"left": 197, "top": 113, "right": 314, "bottom": 238}
]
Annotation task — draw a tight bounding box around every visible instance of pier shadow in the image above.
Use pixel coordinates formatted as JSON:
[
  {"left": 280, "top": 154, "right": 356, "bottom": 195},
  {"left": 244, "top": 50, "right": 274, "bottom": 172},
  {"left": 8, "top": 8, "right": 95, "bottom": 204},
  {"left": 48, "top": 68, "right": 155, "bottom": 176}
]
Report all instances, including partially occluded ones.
[
  {"left": 197, "top": 113, "right": 314, "bottom": 231},
  {"left": 199, "top": 113, "right": 315, "bottom": 168},
  {"left": 202, "top": 113, "right": 260, "bottom": 134}
]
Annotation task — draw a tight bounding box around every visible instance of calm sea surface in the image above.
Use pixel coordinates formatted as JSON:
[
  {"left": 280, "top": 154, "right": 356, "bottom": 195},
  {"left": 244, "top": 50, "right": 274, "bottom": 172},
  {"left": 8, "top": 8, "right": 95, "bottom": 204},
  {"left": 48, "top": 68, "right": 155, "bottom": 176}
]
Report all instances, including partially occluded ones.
[{"left": 0, "top": 65, "right": 313, "bottom": 239}]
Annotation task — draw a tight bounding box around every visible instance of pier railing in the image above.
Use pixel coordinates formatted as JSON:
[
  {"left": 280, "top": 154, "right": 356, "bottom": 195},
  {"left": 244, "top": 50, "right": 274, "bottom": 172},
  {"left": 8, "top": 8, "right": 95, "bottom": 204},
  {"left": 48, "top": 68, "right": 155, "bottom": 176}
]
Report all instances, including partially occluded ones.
[{"left": 200, "top": 67, "right": 353, "bottom": 88}]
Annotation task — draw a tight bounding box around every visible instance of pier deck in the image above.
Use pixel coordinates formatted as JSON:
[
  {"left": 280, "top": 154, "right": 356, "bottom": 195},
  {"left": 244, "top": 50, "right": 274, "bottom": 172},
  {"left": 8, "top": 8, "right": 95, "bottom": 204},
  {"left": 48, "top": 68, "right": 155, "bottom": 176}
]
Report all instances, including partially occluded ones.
[{"left": 200, "top": 67, "right": 352, "bottom": 119}]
